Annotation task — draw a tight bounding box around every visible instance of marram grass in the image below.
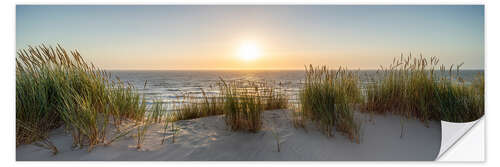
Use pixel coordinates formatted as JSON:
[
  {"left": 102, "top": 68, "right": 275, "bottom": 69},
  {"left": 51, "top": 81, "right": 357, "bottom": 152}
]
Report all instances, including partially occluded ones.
[
  {"left": 173, "top": 89, "right": 224, "bottom": 121},
  {"left": 298, "top": 65, "right": 362, "bottom": 143},
  {"left": 219, "top": 79, "right": 264, "bottom": 132},
  {"left": 173, "top": 79, "right": 289, "bottom": 128},
  {"left": 363, "top": 54, "right": 484, "bottom": 123},
  {"left": 16, "top": 44, "right": 147, "bottom": 152}
]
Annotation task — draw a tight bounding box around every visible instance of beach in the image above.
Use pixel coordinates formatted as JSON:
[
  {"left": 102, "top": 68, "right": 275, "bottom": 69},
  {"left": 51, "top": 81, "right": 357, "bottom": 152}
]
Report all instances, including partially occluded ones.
[{"left": 17, "top": 110, "right": 441, "bottom": 161}]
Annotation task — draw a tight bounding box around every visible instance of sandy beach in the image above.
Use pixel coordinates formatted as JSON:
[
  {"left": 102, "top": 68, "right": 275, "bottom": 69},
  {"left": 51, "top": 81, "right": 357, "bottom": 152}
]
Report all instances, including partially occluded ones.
[{"left": 16, "top": 110, "right": 441, "bottom": 161}]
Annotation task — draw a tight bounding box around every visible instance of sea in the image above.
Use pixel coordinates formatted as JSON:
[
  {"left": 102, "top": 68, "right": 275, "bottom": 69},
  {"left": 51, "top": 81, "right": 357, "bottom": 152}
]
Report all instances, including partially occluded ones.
[{"left": 108, "top": 70, "right": 483, "bottom": 111}]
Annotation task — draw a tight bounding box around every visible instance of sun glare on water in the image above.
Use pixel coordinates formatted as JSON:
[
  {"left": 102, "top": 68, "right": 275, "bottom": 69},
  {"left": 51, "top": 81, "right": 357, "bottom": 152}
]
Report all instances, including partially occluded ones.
[{"left": 237, "top": 41, "right": 261, "bottom": 61}]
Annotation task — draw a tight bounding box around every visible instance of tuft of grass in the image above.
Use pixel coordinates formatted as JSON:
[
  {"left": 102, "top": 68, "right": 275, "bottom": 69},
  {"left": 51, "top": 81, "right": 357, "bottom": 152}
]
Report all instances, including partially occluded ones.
[
  {"left": 171, "top": 121, "right": 180, "bottom": 143},
  {"left": 16, "top": 44, "right": 148, "bottom": 152},
  {"left": 217, "top": 79, "right": 288, "bottom": 133},
  {"left": 363, "top": 54, "right": 484, "bottom": 123},
  {"left": 172, "top": 89, "right": 224, "bottom": 121},
  {"left": 173, "top": 80, "right": 288, "bottom": 124},
  {"left": 135, "top": 99, "right": 166, "bottom": 149},
  {"left": 150, "top": 99, "right": 166, "bottom": 123},
  {"left": 291, "top": 106, "right": 306, "bottom": 130},
  {"left": 108, "top": 81, "right": 147, "bottom": 129},
  {"left": 136, "top": 114, "right": 153, "bottom": 150},
  {"left": 262, "top": 82, "right": 289, "bottom": 110},
  {"left": 219, "top": 79, "right": 265, "bottom": 132},
  {"left": 298, "top": 65, "right": 361, "bottom": 143},
  {"left": 57, "top": 93, "right": 110, "bottom": 151},
  {"left": 160, "top": 113, "right": 172, "bottom": 145}
]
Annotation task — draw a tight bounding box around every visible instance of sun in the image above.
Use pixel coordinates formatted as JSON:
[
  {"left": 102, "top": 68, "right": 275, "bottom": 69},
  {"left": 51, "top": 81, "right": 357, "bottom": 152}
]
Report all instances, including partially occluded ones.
[{"left": 237, "top": 41, "right": 261, "bottom": 61}]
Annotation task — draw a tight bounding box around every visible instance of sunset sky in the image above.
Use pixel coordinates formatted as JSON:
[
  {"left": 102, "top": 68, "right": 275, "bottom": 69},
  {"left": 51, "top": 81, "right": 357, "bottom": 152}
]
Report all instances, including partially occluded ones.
[{"left": 16, "top": 5, "right": 484, "bottom": 70}]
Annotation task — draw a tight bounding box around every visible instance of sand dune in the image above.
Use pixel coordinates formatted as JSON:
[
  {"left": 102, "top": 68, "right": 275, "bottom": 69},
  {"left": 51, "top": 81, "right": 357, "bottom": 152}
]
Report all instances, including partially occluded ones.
[{"left": 16, "top": 110, "right": 441, "bottom": 161}]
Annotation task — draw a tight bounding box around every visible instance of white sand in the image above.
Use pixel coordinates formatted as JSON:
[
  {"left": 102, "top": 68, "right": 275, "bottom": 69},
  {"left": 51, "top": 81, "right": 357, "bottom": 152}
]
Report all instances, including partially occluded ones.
[{"left": 16, "top": 110, "right": 441, "bottom": 161}]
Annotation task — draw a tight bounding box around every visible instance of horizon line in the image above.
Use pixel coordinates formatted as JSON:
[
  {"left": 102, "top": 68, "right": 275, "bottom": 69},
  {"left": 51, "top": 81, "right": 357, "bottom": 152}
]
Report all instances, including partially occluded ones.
[{"left": 101, "top": 68, "right": 485, "bottom": 71}]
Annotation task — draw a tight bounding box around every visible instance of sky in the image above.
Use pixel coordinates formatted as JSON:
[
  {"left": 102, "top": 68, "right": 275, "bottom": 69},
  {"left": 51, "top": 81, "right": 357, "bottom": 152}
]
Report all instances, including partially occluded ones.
[{"left": 16, "top": 5, "right": 484, "bottom": 70}]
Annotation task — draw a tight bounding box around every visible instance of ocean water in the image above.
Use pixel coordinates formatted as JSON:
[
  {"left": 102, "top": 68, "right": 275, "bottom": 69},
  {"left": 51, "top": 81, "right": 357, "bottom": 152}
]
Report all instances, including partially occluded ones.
[
  {"left": 109, "top": 70, "right": 305, "bottom": 105},
  {"left": 108, "top": 70, "right": 483, "bottom": 110}
]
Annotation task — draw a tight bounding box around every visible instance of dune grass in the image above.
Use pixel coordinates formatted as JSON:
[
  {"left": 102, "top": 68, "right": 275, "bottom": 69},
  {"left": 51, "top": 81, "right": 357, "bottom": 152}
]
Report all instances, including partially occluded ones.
[
  {"left": 298, "top": 65, "right": 362, "bottom": 143},
  {"left": 173, "top": 89, "right": 224, "bottom": 121},
  {"left": 363, "top": 54, "right": 484, "bottom": 123},
  {"left": 16, "top": 44, "right": 148, "bottom": 152},
  {"left": 150, "top": 99, "right": 167, "bottom": 123},
  {"left": 136, "top": 113, "right": 154, "bottom": 150},
  {"left": 136, "top": 99, "right": 168, "bottom": 149},
  {"left": 108, "top": 81, "right": 147, "bottom": 129},
  {"left": 261, "top": 82, "right": 289, "bottom": 110},
  {"left": 160, "top": 112, "right": 172, "bottom": 145},
  {"left": 173, "top": 80, "right": 288, "bottom": 126},
  {"left": 218, "top": 79, "right": 262, "bottom": 132},
  {"left": 16, "top": 43, "right": 289, "bottom": 152},
  {"left": 291, "top": 106, "right": 307, "bottom": 130}
]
